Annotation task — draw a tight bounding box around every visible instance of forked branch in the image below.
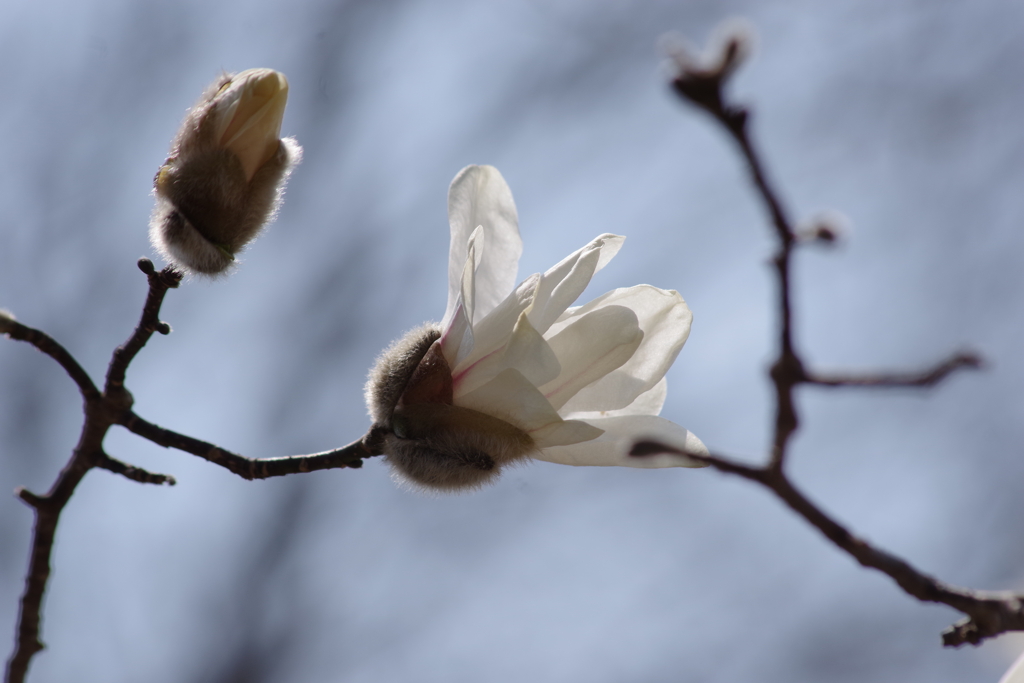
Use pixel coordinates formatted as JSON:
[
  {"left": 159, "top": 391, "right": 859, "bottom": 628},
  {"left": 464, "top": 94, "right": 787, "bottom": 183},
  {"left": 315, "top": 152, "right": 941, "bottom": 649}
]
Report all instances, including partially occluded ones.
[
  {"left": 654, "top": 28, "right": 1008, "bottom": 647},
  {"left": 2, "top": 259, "right": 374, "bottom": 683}
]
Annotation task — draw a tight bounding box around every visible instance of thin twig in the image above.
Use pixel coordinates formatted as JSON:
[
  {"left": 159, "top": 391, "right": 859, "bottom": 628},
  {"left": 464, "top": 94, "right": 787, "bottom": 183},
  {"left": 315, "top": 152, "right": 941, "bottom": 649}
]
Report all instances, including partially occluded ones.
[
  {"left": 119, "top": 411, "right": 380, "bottom": 478},
  {"left": 807, "top": 352, "right": 982, "bottom": 388},
  {"left": 4, "top": 262, "right": 180, "bottom": 682},
  {"left": 665, "top": 28, "right": 1009, "bottom": 647},
  {"left": 97, "top": 454, "right": 176, "bottom": 486},
  {"left": 0, "top": 321, "right": 99, "bottom": 402},
  {"left": 104, "top": 259, "right": 181, "bottom": 396},
  {"left": 630, "top": 441, "right": 1024, "bottom": 646},
  {"left": 4, "top": 255, "right": 379, "bottom": 682}
]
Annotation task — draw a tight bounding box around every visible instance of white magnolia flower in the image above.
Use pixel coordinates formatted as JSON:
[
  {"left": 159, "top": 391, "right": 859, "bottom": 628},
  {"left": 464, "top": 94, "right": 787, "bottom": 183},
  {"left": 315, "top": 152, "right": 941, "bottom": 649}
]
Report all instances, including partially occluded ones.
[{"left": 366, "top": 165, "right": 707, "bottom": 491}]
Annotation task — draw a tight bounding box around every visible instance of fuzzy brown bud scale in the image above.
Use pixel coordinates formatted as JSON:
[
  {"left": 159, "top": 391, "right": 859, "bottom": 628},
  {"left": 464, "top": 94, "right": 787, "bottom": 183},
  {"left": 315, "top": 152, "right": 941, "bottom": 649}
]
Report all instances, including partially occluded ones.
[
  {"left": 150, "top": 69, "right": 302, "bottom": 275},
  {"left": 365, "top": 325, "right": 534, "bottom": 492}
]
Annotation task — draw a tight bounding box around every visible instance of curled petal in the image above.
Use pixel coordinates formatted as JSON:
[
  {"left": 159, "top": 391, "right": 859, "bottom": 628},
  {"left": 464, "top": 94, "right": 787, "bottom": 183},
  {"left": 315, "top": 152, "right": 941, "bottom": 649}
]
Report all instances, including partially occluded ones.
[
  {"left": 452, "top": 233, "right": 625, "bottom": 375},
  {"left": 453, "top": 310, "right": 560, "bottom": 397},
  {"left": 445, "top": 166, "right": 522, "bottom": 325},
  {"left": 555, "top": 286, "right": 691, "bottom": 415},
  {"left": 534, "top": 415, "right": 707, "bottom": 468},
  {"left": 538, "top": 305, "right": 643, "bottom": 411},
  {"left": 440, "top": 227, "right": 482, "bottom": 367},
  {"left": 526, "top": 233, "right": 624, "bottom": 335},
  {"left": 453, "top": 273, "right": 540, "bottom": 376}
]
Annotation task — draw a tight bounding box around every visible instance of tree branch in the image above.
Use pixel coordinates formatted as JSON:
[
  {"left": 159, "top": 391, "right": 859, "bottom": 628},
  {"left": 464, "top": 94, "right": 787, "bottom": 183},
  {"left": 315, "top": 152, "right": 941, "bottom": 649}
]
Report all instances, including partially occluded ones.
[
  {"left": 118, "top": 411, "right": 381, "bottom": 479},
  {"left": 0, "top": 318, "right": 99, "bottom": 402},
  {"left": 97, "top": 453, "right": 176, "bottom": 486},
  {"left": 4, "top": 254, "right": 377, "bottom": 682},
  {"left": 631, "top": 441, "right": 1024, "bottom": 646},
  {"left": 664, "top": 28, "right": 1013, "bottom": 647},
  {"left": 806, "top": 352, "right": 981, "bottom": 388},
  {"left": 104, "top": 259, "right": 181, "bottom": 396}
]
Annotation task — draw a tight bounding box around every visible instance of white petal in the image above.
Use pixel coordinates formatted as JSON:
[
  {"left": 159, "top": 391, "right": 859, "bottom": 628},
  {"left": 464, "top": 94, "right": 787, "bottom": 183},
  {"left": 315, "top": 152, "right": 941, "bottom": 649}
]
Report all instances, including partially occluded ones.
[
  {"left": 534, "top": 415, "right": 707, "bottom": 468},
  {"left": 455, "top": 368, "right": 563, "bottom": 435},
  {"left": 530, "top": 419, "right": 604, "bottom": 449},
  {"left": 440, "top": 227, "right": 485, "bottom": 366},
  {"left": 538, "top": 305, "right": 643, "bottom": 411},
  {"left": 564, "top": 377, "right": 667, "bottom": 420},
  {"left": 526, "top": 234, "right": 624, "bottom": 335},
  {"left": 999, "top": 651, "right": 1024, "bottom": 683},
  {"left": 452, "top": 310, "right": 561, "bottom": 397},
  {"left": 452, "top": 233, "right": 624, "bottom": 375},
  {"left": 444, "top": 165, "right": 522, "bottom": 325},
  {"left": 452, "top": 273, "right": 540, "bottom": 376},
  {"left": 439, "top": 299, "right": 473, "bottom": 369},
  {"left": 555, "top": 286, "right": 691, "bottom": 414}
]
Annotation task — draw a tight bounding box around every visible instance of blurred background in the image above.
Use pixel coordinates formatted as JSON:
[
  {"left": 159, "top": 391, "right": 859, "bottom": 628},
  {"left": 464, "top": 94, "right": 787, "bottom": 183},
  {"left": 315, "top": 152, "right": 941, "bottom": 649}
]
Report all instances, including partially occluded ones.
[{"left": 1, "top": 0, "right": 1023, "bottom": 681}]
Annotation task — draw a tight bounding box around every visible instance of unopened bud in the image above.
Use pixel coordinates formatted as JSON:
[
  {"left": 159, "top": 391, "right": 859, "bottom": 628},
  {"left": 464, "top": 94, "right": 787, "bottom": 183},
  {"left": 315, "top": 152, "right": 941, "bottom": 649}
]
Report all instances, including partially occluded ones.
[
  {"left": 150, "top": 69, "right": 302, "bottom": 275},
  {"left": 365, "top": 324, "right": 534, "bottom": 492},
  {"left": 663, "top": 20, "right": 754, "bottom": 114},
  {"left": 798, "top": 211, "right": 848, "bottom": 245}
]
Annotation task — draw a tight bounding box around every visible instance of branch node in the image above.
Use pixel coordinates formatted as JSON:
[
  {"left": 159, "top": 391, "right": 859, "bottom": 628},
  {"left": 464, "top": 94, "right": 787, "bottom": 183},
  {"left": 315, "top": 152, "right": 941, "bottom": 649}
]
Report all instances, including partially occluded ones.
[
  {"left": 14, "top": 487, "right": 46, "bottom": 509},
  {"left": 98, "top": 455, "right": 176, "bottom": 486},
  {"left": 155, "top": 321, "right": 172, "bottom": 336}
]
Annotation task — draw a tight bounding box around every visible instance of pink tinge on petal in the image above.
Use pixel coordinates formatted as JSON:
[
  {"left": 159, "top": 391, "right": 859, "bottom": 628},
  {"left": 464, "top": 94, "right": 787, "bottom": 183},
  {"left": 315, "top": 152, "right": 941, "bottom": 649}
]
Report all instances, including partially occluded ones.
[
  {"left": 439, "top": 300, "right": 473, "bottom": 368},
  {"left": 452, "top": 311, "right": 561, "bottom": 398}
]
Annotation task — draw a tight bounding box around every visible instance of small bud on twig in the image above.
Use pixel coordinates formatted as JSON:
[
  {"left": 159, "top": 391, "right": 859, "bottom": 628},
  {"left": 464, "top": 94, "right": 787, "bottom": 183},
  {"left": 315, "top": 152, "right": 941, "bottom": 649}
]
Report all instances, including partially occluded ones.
[
  {"left": 0, "top": 309, "right": 15, "bottom": 336},
  {"left": 149, "top": 69, "right": 302, "bottom": 275},
  {"left": 797, "top": 211, "right": 848, "bottom": 246},
  {"left": 663, "top": 20, "right": 754, "bottom": 117}
]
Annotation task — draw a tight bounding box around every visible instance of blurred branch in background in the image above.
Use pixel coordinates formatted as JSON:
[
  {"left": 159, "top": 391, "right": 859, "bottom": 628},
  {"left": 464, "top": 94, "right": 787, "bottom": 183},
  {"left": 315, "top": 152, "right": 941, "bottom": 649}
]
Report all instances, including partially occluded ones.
[{"left": 633, "top": 26, "right": 1021, "bottom": 648}]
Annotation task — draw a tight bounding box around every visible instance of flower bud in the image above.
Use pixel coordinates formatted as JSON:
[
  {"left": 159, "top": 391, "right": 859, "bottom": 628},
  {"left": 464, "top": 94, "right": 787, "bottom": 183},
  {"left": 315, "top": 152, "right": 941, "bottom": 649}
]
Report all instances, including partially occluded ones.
[
  {"left": 365, "top": 324, "right": 535, "bottom": 491},
  {"left": 150, "top": 69, "right": 302, "bottom": 275}
]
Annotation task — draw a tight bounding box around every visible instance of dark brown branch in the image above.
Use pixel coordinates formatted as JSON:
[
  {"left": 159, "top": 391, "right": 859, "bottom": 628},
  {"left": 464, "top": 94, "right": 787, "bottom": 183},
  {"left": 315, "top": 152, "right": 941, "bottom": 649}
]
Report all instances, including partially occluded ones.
[
  {"left": 119, "top": 411, "right": 381, "bottom": 479},
  {"left": 5, "top": 254, "right": 382, "bottom": 682},
  {"left": 671, "top": 35, "right": 803, "bottom": 471},
  {"left": 806, "top": 352, "right": 982, "bottom": 388},
  {"left": 631, "top": 442, "right": 1024, "bottom": 646},
  {"left": 104, "top": 259, "right": 181, "bottom": 396},
  {"left": 97, "top": 454, "right": 176, "bottom": 486},
  {"left": 668, "top": 28, "right": 1018, "bottom": 648},
  {"left": 0, "top": 320, "right": 100, "bottom": 402},
  {"left": 6, "top": 260, "right": 181, "bottom": 683},
  {"left": 7, "top": 430, "right": 105, "bottom": 683}
]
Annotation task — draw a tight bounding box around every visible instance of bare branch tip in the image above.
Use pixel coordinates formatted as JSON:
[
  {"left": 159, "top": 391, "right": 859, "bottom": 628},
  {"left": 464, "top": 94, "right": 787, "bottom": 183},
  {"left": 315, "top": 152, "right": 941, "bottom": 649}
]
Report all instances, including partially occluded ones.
[
  {"left": 14, "top": 487, "right": 45, "bottom": 509},
  {"left": 665, "top": 19, "right": 754, "bottom": 116},
  {"left": 137, "top": 257, "right": 155, "bottom": 275},
  {"left": 0, "top": 308, "right": 15, "bottom": 335},
  {"left": 160, "top": 267, "right": 184, "bottom": 288},
  {"left": 155, "top": 321, "right": 172, "bottom": 335}
]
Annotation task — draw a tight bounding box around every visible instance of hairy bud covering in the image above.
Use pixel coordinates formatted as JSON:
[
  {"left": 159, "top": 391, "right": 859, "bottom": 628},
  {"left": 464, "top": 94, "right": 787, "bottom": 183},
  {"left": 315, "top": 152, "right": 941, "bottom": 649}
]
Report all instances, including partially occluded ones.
[
  {"left": 365, "top": 325, "right": 535, "bottom": 491},
  {"left": 149, "top": 69, "right": 302, "bottom": 275}
]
